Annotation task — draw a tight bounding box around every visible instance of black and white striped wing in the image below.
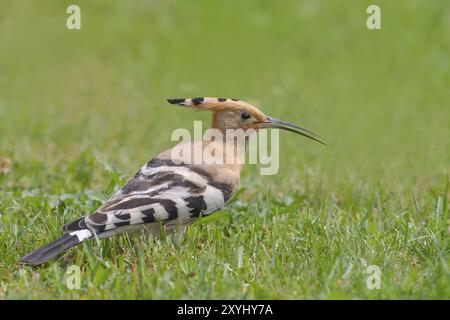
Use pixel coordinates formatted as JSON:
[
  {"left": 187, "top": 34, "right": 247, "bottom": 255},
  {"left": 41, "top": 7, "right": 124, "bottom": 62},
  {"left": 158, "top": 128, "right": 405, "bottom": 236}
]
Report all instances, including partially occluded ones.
[{"left": 66, "top": 159, "right": 234, "bottom": 235}]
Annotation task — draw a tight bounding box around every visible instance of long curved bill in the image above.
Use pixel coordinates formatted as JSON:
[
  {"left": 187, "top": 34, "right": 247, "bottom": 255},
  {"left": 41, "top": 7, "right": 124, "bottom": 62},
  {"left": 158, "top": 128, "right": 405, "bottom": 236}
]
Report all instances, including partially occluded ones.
[{"left": 260, "top": 117, "right": 326, "bottom": 145}]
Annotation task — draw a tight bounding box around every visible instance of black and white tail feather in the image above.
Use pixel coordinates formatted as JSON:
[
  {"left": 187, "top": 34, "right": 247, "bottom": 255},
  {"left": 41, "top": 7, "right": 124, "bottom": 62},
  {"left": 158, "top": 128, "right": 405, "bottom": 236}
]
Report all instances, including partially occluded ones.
[
  {"left": 19, "top": 157, "right": 234, "bottom": 266},
  {"left": 20, "top": 229, "right": 93, "bottom": 266}
]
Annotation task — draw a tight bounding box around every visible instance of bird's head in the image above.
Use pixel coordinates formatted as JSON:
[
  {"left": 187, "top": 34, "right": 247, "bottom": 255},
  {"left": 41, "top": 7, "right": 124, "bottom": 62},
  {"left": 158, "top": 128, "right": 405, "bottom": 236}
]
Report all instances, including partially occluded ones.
[{"left": 167, "top": 97, "right": 325, "bottom": 145}]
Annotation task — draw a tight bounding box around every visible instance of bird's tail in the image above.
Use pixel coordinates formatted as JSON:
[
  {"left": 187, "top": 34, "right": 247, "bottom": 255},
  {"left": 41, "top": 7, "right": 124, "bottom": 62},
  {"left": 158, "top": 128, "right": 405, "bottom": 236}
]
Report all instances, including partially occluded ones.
[{"left": 19, "top": 229, "right": 93, "bottom": 266}]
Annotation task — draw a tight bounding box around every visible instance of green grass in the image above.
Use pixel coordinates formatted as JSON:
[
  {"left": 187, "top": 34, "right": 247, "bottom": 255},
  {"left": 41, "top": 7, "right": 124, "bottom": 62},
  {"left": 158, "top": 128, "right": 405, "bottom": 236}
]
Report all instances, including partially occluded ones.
[{"left": 0, "top": 0, "right": 449, "bottom": 299}]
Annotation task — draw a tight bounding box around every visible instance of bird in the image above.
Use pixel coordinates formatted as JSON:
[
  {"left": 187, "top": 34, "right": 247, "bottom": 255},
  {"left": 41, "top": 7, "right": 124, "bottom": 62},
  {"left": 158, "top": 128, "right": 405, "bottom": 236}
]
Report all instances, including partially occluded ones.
[{"left": 19, "top": 97, "right": 325, "bottom": 266}]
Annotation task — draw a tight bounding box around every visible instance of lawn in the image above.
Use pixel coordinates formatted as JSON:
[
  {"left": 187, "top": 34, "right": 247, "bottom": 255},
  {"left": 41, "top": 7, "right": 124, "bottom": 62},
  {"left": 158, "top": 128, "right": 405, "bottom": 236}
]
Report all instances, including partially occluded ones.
[{"left": 0, "top": 0, "right": 448, "bottom": 299}]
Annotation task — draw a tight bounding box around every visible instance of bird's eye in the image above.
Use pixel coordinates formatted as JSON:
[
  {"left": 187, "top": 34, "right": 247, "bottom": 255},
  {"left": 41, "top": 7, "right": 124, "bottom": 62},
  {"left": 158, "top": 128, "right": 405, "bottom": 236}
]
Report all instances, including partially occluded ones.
[{"left": 240, "top": 112, "right": 251, "bottom": 120}]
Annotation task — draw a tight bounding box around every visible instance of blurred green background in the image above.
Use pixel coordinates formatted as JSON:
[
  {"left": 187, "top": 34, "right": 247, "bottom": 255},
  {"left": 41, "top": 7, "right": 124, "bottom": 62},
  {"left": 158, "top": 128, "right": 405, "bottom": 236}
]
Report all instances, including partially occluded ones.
[
  {"left": 1, "top": 0, "right": 448, "bottom": 186},
  {"left": 0, "top": 0, "right": 448, "bottom": 299}
]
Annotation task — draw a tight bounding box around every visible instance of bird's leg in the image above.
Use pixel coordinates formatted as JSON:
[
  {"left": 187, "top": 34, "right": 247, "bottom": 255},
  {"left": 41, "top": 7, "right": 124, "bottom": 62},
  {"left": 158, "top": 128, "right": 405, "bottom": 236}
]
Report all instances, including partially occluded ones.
[
  {"left": 142, "top": 222, "right": 166, "bottom": 240},
  {"left": 142, "top": 221, "right": 186, "bottom": 246},
  {"left": 171, "top": 224, "right": 189, "bottom": 246}
]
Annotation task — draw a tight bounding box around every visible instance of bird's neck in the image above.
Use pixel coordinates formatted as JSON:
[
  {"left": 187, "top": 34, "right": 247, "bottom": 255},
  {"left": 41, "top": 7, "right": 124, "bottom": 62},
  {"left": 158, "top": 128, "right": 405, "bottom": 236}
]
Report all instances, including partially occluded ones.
[
  {"left": 211, "top": 112, "right": 222, "bottom": 132},
  {"left": 199, "top": 139, "right": 246, "bottom": 173}
]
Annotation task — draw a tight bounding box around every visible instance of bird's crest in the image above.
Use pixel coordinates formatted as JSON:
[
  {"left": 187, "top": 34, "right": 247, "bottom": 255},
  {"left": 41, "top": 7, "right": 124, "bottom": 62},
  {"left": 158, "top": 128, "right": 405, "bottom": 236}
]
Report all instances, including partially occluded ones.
[{"left": 167, "top": 97, "right": 261, "bottom": 113}]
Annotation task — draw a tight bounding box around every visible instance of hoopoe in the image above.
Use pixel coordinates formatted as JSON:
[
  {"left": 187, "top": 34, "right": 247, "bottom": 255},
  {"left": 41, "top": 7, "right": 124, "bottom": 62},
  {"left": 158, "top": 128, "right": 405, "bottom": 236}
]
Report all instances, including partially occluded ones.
[{"left": 20, "top": 97, "right": 324, "bottom": 266}]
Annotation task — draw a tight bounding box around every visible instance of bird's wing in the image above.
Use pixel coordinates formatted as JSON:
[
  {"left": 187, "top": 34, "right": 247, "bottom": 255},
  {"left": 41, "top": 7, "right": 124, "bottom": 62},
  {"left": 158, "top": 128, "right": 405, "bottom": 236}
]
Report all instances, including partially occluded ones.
[{"left": 64, "top": 158, "right": 236, "bottom": 235}]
